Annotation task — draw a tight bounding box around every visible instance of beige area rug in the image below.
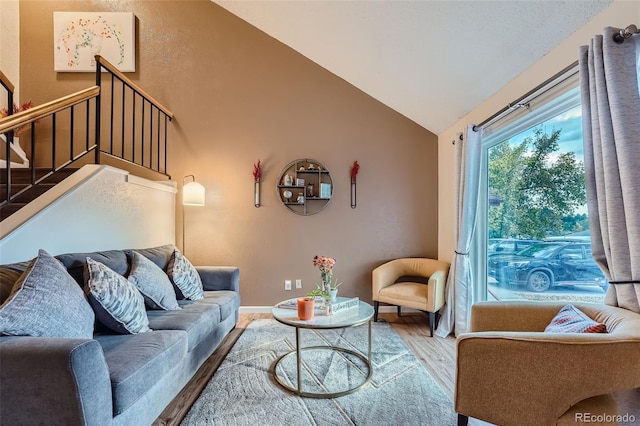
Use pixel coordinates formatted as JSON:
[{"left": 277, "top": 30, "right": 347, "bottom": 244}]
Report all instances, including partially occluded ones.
[{"left": 182, "top": 318, "right": 456, "bottom": 425}]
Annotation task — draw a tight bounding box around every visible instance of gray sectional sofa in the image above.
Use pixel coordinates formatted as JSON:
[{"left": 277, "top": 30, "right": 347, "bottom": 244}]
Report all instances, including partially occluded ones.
[{"left": 0, "top": 244, "right": 240, "bottom": 426}]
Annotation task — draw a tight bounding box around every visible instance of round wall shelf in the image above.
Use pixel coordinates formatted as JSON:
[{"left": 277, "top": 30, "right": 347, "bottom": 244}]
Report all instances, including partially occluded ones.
[{"left": 277, "top": 159, "right": 333, "bottom": 215}]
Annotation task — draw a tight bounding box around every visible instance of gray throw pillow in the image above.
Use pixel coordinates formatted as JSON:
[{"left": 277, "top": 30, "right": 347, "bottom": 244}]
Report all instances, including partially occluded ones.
[
  {"left": 167, "top": 249, "right": 204, "bottom": 300},
  {"left": 128, "top": 251, "right": 181, "bottom": 311},
  {"left": 0, "top": 249, "right": 94, "bottom": 338},
  {"left": 84, "top": 258, "right": 151, "bottom": 334}
]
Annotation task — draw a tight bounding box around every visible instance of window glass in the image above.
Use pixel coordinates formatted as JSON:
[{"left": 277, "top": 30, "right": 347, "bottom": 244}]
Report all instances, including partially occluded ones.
[{"left": 477, "top": 76, "right": 608, "bottom": 303}]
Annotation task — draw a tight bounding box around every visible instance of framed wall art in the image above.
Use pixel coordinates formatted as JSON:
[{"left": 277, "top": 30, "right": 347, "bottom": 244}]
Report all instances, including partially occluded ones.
[{"left": 53, "top": 12, "right": 135, "bottom": 72}]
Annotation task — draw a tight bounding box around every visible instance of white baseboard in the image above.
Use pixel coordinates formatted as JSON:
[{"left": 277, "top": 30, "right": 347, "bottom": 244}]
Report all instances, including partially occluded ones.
[{"left": 239, "top": 305, "right": 421, "bottom": 314}]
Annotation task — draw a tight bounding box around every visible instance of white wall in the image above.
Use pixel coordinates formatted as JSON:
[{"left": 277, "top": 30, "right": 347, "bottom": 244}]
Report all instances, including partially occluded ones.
[
  {"left": 437, "top": 0, "right": 640, "bottom": 262},
  {"left": 0, "top": 165, "right": 177, "bottom": 263},
  {"left": 0, "top": 0, "right": 20, "bottom": 105}
]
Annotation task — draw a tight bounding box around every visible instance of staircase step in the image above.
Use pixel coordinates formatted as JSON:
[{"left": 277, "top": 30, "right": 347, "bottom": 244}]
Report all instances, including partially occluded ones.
[
  {"left": 1, "top": 183, "right": 55, "bottom": 201},
  {"left": 0, "top": 168, "right": 78, "bottom": 222},
  {"left": 0, "top": 203, "right": 27, "bottom": 221},
  {"left": 0, "top": 168, "right": 77, "bottom": 185}
]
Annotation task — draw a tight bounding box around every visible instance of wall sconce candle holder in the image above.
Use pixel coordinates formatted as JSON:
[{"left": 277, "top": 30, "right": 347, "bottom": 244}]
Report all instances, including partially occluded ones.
[
  {"left": 253, "top": 159, "right": 262, "bottom": 208},
  {"left": 350, "top": 160, "right": 359, "bottom": 209}
]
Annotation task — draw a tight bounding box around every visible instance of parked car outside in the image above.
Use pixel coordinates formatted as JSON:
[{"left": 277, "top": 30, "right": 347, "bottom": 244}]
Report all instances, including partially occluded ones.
[
  {"left": 488, "top": 238, "right": 541, "bottom": 256},
  {"left": 488, "top": 241, "right": 608, "bottom": 292}
]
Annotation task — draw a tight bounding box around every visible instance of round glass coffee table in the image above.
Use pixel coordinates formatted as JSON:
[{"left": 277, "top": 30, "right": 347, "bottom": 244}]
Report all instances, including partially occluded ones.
[{"left": 271, "top": 298, "right": 374, "bottom": 398}]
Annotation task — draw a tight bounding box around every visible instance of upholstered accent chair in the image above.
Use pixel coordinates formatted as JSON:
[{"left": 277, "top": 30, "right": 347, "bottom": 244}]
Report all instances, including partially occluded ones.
[
  {"left": 372, "top": 258, "right": 450, "bottom": 337},
  {"left": 455, "top": 301, "right": 640, "bottom": 426}
]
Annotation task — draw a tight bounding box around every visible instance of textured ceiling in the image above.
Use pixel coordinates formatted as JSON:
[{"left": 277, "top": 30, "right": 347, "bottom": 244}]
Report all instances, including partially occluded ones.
[{"left": 212, "top": 0, "right": 612, "bottom": 135}]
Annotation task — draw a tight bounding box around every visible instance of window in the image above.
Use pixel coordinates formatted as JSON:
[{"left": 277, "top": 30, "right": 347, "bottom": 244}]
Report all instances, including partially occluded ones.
[{"left": 472, "top": 69, "right": 608, "bottom": 304}]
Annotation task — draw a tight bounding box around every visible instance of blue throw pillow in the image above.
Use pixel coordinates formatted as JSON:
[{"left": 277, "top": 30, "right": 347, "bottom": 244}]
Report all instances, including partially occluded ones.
[
  {"left": 84, "top": 258, "right": 151, "bottom": 334},
  {"left": 128, "top": 251, "right": 181, "bottom": 311},
  {"left": 0, "top": 249, "right": 94, "bottom": 338},
  {"left": 167, "top": 249, "right": 204, "bottom": 300}
]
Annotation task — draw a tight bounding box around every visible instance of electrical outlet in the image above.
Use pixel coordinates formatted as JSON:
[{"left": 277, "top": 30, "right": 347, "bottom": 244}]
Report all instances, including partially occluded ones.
[
  {"left": 284, "top": 280, "right": 292, "bottom": 290},
  {"left": 295, "top": 279, "right": 302, "bottom": 289}
]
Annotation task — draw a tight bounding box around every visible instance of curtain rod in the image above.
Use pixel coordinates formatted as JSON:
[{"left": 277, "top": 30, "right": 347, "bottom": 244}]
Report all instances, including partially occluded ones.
[
  {"left": 613, "top": 24, "right": 638, "bottom": 44},
  {"left": 472, "top": 60, "right": 578, "bottom": 132}
]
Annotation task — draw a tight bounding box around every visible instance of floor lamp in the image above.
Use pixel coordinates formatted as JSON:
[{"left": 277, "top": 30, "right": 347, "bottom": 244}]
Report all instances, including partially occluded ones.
[{"left": 182, "top": 175, "right": 205, "bottom": 254}]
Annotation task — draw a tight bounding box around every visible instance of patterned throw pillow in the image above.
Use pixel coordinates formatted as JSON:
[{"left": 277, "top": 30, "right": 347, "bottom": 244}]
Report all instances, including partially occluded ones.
[
  {"left": 84, "top": 258, "right": 151, "bottom": 334},
  {"left": 128, "top": 251, "right": 181, "bottom": 311},
  {"left": 167, "top": 249, "right": 204, "bottom": 300},
  {"left": 544, "top": 304, "right": 607, "bottom": 333},
  {"left": 0, "top": 249, "right": 94, "bottom": 338}
]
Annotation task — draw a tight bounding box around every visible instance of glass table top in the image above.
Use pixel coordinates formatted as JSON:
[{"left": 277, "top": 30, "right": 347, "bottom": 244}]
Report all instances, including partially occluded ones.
[{"left": 272, "top": 297, "right": 373, "bottom": 329}]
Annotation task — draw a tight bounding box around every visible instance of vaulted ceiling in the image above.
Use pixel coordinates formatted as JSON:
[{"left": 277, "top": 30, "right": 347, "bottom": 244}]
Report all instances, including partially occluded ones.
[{"left": 212, "top": 0, "right": 612, "bottom": 135}]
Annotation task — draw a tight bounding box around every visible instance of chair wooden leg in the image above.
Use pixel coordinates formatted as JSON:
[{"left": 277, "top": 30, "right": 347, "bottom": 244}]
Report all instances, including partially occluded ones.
[
  {"left": 397, "top": 305, "right": 401, "bottom": 317},
  {"left": 374, "top": 301, "right": 379, "bottom": 322},
  {"left": 457, "top": 414, "right": 469, "bottom": 426}
]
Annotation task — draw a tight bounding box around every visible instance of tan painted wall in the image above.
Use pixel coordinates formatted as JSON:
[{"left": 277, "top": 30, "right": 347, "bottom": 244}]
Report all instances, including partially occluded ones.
[
  {"left": 437, "top": 0, "right": 640, "bottom": 263},
  {"left": 20, "top": 0, "right": 439, "bottom": 306}
]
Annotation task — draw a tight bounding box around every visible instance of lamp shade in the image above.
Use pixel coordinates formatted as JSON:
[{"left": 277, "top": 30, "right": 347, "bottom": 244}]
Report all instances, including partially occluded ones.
[{"left": 183, "top": 181, "right": 205, "bottom": 206}]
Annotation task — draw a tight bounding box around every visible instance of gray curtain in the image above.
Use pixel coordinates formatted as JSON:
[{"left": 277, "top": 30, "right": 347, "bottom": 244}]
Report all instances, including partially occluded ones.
[
  {"left": 579, "top": 27, "right": 640, "bottom": 313},
  {"left": 436, "top": 125, "right": 482, "bottom": 337}
]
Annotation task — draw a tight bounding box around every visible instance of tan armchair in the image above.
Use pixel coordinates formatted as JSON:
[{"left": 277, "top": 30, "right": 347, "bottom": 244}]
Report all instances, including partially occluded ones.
[
  {"left": 455, "top": 301, "right": 640, "bottom": 426},
  {"left": 372, "top": 258, "right": 450, "bottom": 337}
]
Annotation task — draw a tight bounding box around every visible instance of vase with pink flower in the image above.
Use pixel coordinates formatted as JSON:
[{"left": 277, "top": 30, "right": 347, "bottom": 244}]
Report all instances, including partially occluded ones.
[{"left": 307, "top": 255, "right": 342, "bottom": 302}]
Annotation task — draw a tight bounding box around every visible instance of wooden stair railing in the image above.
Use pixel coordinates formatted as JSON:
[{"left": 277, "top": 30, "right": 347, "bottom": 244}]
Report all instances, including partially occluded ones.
[
  {"left": 0, "top": 58, "right": 174, "bottom": 221},
  {"left": 95, "top": 55, "right": 174, "bottom": 177}
]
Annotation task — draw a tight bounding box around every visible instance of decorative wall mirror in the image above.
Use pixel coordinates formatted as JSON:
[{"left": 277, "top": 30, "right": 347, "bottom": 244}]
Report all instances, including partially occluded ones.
[{"left": 277, "top": 159, "right": 333, "bottom": 215}]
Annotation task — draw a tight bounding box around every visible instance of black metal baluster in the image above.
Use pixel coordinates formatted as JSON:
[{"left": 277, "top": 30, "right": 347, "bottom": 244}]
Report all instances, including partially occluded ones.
[
  {"left": 95, "top": 60, "right": 101, "bottom": 164},
  {"left": 164, "top": 116, "right": 168, "bottom": 174},
  {"left": 121, "top": 82, "right": 125, "bottom": 159},
  {"left": 30, "top": 122, "right": 36, "bottom": 185},
  {"left": 149, "top": 105, "right": 154, "bottom": 170},
  {"left": 52, "top": 113, "right": 57, "bottom": 170},
  {"left": 156, "top": 109, "right": 160, "bottom": 172},
  {"left": 132, "top": 92, "right": 136, "bottom": 163},
  {"left": 110, "top": 74, "right": 114, "bottom": 154},
  {"left": 69, "top": 105, "right": 74, "bottom": 163},
  {"left": 85, "top": 100, "right": 90, "bottom": 152},
  {"left": 141, "top": 98, "right": 145, "bottom": 167}
]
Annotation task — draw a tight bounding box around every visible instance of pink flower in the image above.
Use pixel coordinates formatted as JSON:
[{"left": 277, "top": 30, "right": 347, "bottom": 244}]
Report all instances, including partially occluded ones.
[
  {"left": 252, "top": 159, "right": 261, "bottom": 182},
  {"left": 351, "top": 161, "right": 360, "bottom": 183}
]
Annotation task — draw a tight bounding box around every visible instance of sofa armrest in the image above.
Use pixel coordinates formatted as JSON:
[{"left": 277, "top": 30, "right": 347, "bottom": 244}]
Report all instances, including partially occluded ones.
[
  {"left": 0, "top": 336, "right": 112, "bottom": 425},
  {"left": 197, "top": 266, "right": 239, "bottom": 292},
  {"left": 455, "top": 332, "right": 640, "bottom": 426}
]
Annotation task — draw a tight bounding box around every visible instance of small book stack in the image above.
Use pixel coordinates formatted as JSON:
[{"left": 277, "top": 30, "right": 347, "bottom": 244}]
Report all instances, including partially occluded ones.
[{"left": 327, "top": 297, "right": 359, "bottom": 315}]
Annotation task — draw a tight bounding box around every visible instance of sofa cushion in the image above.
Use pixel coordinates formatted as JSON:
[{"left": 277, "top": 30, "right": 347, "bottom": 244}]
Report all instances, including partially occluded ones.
[
  {"left": 84, "top": 258, "right": 151, "bottom": 334},
  {"left": 167, "top": 250, "right": 204, "bottom": 300},
  {"left": 0, "top": 249, "right": 94, "bottom": 338},
  {"left": 146, "top": 300, "right": 221, "bottom": 351},
  {"left": 57, "top": 250, "right": 129, "bottom": 287},
  {"left": 545, "top": 304, "right": 607, "bottom": 333},
  {"left": 186, "top": 291, "right": 241, "bottom": 322},
  {"left": 95, "top": 330, "right": 188, "bottom": 415},
  {"left": 126, "top": 244, "right": 175, "bottom": 272},
  {"left": 128, "top": 251, "right": 180, "bottom": 311}
]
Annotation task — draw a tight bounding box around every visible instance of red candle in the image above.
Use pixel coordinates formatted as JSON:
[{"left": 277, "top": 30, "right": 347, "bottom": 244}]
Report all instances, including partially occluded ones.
[{"left": 297, "top": 297, "right": 315, "bottom": 320}]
